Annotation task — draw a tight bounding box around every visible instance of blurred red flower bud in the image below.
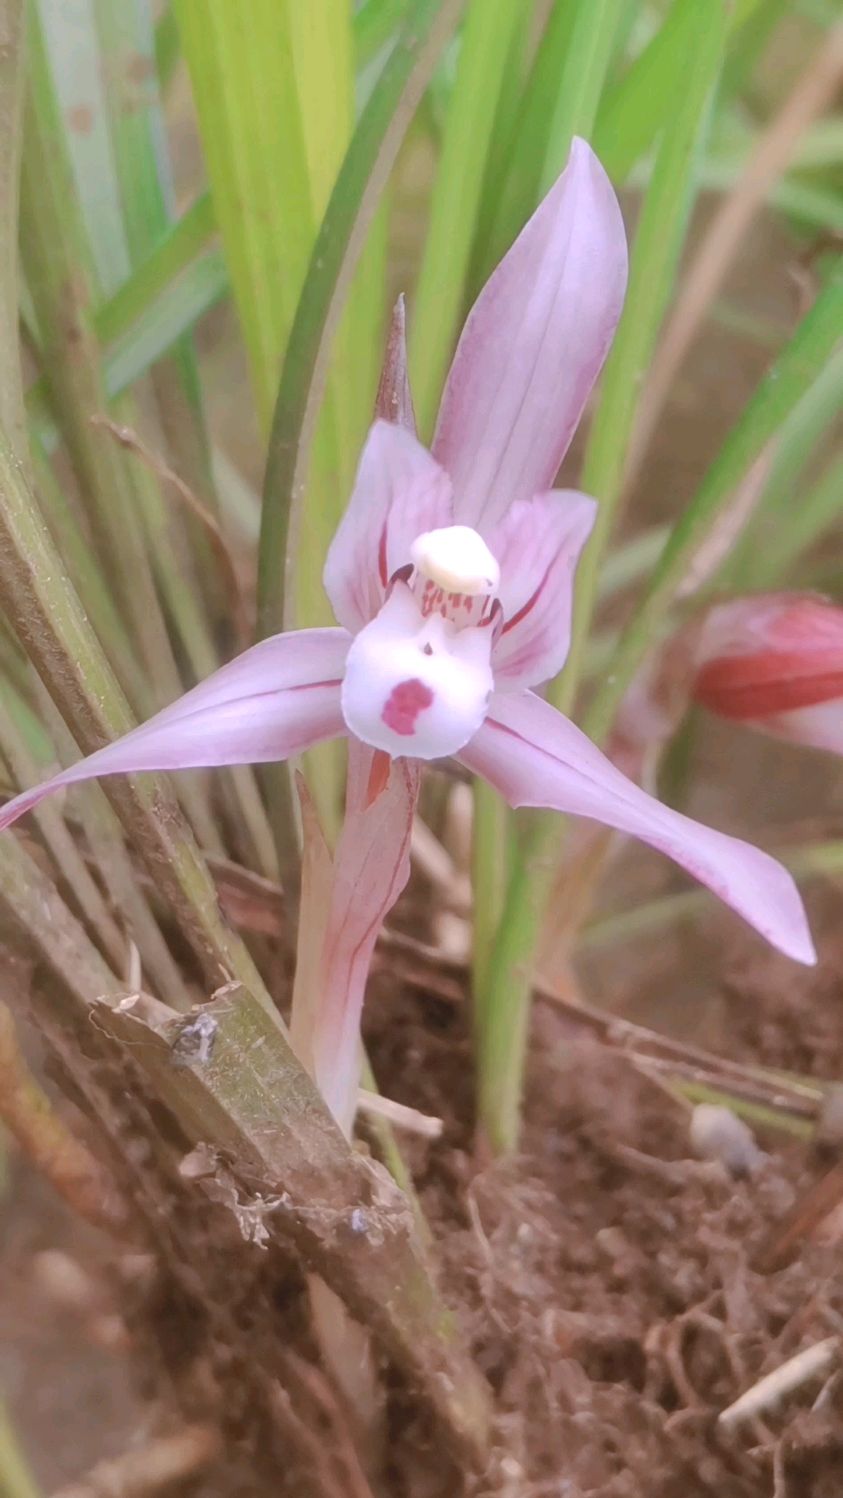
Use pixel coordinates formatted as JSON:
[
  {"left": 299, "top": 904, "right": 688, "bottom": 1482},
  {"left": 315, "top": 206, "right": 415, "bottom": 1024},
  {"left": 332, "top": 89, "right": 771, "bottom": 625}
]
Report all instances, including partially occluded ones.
[{"left": 692, "top": 593, "right": 843, "bottom": 753}]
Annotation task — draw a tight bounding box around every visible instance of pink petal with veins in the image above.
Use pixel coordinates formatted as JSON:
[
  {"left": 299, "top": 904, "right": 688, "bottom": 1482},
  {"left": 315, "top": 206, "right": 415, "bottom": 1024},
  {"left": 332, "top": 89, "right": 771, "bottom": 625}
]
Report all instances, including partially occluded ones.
[
  {"left": 433, "top": 138, "right": 627, "bottom": 533},
  {"left": 0, "top": 628, "right": 350, "bottom": 831},
  {"left": 313, "top": 741, "right": 421, "bottom": 1130},
  {"left": 491, "top": 490, "right": 597, "bottom": 689},
  {"left": 323, "top": 420, "right": 453, "bottom": 634},
  {"left": 459, "top": 691, "right": 815, "bottom": 966}
]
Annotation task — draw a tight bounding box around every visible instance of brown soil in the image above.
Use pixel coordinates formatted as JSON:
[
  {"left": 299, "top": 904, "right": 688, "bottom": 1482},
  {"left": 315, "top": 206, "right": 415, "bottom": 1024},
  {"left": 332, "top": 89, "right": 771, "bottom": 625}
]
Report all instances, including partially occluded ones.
[
  {"left": 362, "top": 933, "right": 843, "bottom": 1498},
  {"left": 5, "top": 915, "right": 843, "bottom": 1498}
]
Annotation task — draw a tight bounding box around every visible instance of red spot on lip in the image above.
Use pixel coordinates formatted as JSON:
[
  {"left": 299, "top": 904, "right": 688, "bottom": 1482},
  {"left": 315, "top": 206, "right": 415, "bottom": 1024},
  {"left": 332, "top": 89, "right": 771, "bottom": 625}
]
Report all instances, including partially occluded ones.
[{"left": 382, "top": 678, "right": 433, "bottom": 736}]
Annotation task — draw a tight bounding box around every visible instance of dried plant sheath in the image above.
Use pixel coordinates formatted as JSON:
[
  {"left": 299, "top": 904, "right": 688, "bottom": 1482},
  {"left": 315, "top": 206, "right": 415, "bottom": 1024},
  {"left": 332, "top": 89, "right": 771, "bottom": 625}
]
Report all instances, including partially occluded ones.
[{"left": 95, "top": 986, "right": 491, "bottom": 1465}]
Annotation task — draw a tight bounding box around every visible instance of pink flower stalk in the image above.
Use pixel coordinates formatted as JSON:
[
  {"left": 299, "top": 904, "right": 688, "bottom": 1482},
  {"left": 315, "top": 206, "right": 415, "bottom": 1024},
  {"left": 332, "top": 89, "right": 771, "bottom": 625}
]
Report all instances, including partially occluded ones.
[
  {"left": 1, "top": 142, "right": 816, "bottom": 1123},
  {"left": 693, "top": 592, "right": 843, "bottom": 754}
]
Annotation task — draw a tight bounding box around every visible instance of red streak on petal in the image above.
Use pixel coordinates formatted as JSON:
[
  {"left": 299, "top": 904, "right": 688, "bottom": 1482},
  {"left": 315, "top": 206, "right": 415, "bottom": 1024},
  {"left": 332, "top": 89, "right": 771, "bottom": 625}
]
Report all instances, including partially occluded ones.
[
  {"left": 382, "top": 678, "right": 434, "bottom": 736},
  {"left": 501, "top": 558, "right": 555, "bottom": 635},
  {"left": 365, "top": 748, "right": 392, "bottom": 806},
  {"left": 695, "top": 653, "right": 843, "bottom": 719},
  {"left": 377, "top": 523, "right": 389, "bottom": 587}
]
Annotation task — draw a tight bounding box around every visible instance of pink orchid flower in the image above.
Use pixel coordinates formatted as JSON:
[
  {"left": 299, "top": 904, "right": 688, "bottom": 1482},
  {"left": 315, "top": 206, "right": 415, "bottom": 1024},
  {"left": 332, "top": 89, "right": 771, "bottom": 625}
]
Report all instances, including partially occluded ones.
[
  {"left": 693, "top": 592, "right": 843, "bottom": 754},
  {"left": 0, "top": 140, "right": 815, "bottom": 993}
]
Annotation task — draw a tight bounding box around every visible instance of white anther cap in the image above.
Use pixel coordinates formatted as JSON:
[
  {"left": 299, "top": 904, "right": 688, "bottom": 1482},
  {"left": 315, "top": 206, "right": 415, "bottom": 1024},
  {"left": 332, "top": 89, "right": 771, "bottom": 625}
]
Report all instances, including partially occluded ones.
[{"left": 411, "top": 525, "right": 500, "bottom": 596}]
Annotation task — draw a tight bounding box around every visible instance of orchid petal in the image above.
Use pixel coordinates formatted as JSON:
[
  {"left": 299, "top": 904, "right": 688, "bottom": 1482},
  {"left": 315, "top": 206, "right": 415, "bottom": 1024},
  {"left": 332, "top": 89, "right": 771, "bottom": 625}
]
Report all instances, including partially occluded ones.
[
  {"left": 459, "top": 691, "right": 816, "bottom": 965},
  {"left": 490, "top": 491, "right": 597, "bottom": 689},
  {"left": 323, "top": 420, "right": 453, "bottom": 634},
  {"left": 433, "top": 138, "right": 628, "bottom": 532},
  {"left": 0, "top": 629, "right": 350, "bottom": 831}
]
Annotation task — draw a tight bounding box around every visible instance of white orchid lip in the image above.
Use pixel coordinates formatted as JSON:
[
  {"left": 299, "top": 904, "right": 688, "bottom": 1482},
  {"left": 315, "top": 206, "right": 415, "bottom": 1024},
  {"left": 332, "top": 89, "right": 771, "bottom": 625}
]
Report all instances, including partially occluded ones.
[
  {"left": 411, "top": 525, "right": 500, "bottom": 596},
  {"left": 341, "top": 581, "right": 494, "bottom": 760}
]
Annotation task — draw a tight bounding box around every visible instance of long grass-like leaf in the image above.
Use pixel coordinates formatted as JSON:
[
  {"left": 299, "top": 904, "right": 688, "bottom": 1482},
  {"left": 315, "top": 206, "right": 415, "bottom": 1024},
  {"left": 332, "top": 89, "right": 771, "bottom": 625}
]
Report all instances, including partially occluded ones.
[
  {"left": 173, "top": 0, "right": 312, "bottom": 430},
  {"left": 538, "top": 0, "right": 628, "bottom": 194},
  {"left": 477, "top": 0, "right": 579, "bottom": 287},
  {"left": 409, "top": 0, "right": 523, "bottom": 438},
  {"left": 258, "top": 0, "right": 465, "bottom": 636},
  {"left": 589, "top": 266, "right": 843, "bottom": 741},
  {"left": 21, "top": 8, "right": 182, "bottom": 709},
  {"left": 89, "top": 0, "right": 276, "bottom": 876},
  {"left": 726, "top": 341, "right": 843, "bottom": 588},
  {"left": 1, "top": 689, "right": 127, "bottom": 972},
  {"left": 556, "top": 0, "right": 728, "bottom": 715},
  {"left": 0, "top": 0, "right": 25, "bottom": 456}
]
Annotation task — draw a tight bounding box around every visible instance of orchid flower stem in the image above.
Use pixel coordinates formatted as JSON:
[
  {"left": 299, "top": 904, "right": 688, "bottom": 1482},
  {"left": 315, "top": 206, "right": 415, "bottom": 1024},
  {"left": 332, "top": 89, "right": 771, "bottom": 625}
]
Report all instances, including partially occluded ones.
[{"left": 470, "top": 777, "right": 510, "bottom": 1015}]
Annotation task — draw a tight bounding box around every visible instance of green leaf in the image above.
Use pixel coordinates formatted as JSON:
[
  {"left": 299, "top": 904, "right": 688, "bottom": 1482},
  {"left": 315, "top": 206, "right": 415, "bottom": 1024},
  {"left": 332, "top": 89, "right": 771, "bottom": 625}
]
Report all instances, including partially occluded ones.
[
  {"left": 409, "top": 0, "right": 524, "bottom": 438},
  {"left": 173, "top": 0, "right": 314, "bottom": 433},
  {"left": 354, "top": 0, "right": 410, "bottom": 66},
  {"left": 35, "top": 0, "right": 130, "bottom": 294},
  {"left": 102, "top": 244, "right": 227, "bottom": 397},
  {"left": 21, "top": 5, "right": 185, "bottom": 713},
  {"left": 0, "top": 0, "right": 25, "bottom": 458},
  {"left": 95, "top": 191, "right": 216, "bottom": 344},
  {"left": 258, "top": 0, "right": 465, "bottom": 637},
  {"left": 586, "top": 268, "right": 843, "bottom": 744},
  {"left": 726, "top": 340, "right": 843, "bottom": 588},
  {"left": 477, "top": 0, "right": 580, "bottom": 286},
  {"left": 0, "top": 1398, "right": 42, "bottom": 1498},
  {"left": 539, "top": 0, "right": 629, "bottom": 194},
  {"left": 556, "top": 0, "right": 728, "bottom": 716}
]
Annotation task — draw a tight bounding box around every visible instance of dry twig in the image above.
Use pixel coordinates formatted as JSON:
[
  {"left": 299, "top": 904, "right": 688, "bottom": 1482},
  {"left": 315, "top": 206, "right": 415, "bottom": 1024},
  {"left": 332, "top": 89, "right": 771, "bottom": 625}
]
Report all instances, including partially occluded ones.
[{"left": 91, "top": 415, "right": 250, "bottom": 647}]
